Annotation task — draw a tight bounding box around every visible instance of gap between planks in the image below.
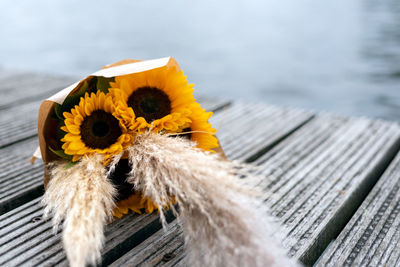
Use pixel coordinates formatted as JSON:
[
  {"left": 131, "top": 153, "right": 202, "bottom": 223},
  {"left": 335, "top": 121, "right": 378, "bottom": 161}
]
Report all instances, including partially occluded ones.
[{"left": 316, "top": 149, "right": 400, "bottom": 266}]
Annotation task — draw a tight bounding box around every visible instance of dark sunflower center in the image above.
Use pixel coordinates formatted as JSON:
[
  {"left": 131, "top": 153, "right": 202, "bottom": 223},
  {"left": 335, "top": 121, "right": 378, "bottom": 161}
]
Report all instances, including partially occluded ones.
[
  {"left": 127, "top": 87, "right": 171, "bottom": 123},
  {"left": 107, "top": 159, "right": 135, "bottom": 201},
  {"left": 80, "top": 110, "right": 122, "bottom": 149},
  {"left": 92, "top": 121, "right": 110, "bottom": 138}
]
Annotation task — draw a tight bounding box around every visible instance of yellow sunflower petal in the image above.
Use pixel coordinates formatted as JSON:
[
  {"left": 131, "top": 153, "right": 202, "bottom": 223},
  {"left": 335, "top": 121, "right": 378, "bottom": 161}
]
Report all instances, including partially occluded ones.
[
  {"left": 68, "top": 141, "right": 85, "bottom": 150},
  {"left": 63, "top": 112, "right": 74, "bottom": 119},
  {"left": 65, "top": 124, "right": 80, "bottom": 135},
  {"left": 72, "top": 155, "right": 81, "bottom": 162},
  {"left": 186, "top": 104, "right": 219, "bottom": 151}
]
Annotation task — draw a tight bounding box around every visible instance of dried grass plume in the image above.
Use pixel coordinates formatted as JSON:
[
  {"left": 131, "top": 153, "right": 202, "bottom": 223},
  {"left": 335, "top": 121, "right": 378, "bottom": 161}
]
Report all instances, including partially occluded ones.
[
  {"left": 126, "top": 132, "right": 297, "bottom": 267},
  {"left": 41, "top": 154, "right": 116, "bottom": 267}
]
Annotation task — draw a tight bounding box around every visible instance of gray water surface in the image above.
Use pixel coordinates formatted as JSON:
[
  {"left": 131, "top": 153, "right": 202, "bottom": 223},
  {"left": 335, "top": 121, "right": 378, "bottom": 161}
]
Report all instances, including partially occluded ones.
[{"left": 1, "top": 0, "right": 399, "bottom": 120}]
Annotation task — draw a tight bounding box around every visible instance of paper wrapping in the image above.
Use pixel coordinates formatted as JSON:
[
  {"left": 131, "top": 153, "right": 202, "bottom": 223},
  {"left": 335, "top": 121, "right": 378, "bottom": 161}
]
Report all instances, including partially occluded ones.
[{"left": 35, "top": 57, "right": 225, "bottom": 187}]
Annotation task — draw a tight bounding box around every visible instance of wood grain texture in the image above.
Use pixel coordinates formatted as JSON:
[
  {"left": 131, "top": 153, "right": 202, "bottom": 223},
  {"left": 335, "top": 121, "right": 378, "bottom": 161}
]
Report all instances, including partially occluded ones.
[
  {"left": 253, "top": 114, "right": 400, "bottom": 265},
  {"left": 316, "top": 150, "right": 400, "bottom": 267},
  {"left": 0, "top": 100, "right": 312, "bottom": 266},
  {"left": 109, "top": 221, "right": 185, "bottom": 267},
  {"left": 210, "top": 101, "right": 313, "bottom": 162},
  {"left": 0, "top": 101, "right": 41, "bottom": 149},
  {"left": 0, "top": 138, "right": 43, "bottom": 214},
  {"left": 0, "top": 72, "right": 73, "bottom": 110},
  {"left": 0, "top": 198, "right": 172, "bottom": 267},
  {"left": 0, "top": 72, "right": 74, "bottom": 149}
]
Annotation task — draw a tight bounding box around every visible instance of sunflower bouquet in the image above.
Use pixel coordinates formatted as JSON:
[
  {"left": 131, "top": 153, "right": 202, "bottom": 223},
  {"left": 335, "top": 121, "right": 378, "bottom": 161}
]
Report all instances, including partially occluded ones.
[{"left": 35, "top": 58, "right": 295, "bottom": 267}]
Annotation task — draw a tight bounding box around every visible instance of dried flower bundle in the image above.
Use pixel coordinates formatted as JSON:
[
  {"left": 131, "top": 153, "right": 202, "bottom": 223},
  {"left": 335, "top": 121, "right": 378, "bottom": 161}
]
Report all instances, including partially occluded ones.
[{"left": 35, "top": 58, "right": 296, "bottom": 267}]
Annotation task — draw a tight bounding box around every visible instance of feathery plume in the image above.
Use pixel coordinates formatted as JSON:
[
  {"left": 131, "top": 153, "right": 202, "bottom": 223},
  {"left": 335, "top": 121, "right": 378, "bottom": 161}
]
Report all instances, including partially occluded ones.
[
  {"left": 126, "top": 133, "right": 297, "bottom": 267},
  {"left": 41, "top": 154, "right": 116, "bottom": 267}
]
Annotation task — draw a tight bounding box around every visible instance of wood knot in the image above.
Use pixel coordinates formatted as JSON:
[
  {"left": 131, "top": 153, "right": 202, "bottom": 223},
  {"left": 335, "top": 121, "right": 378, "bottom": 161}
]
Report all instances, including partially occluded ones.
[
  {"left": 31, "top": 216, "right": 42, "bottom": 223},
  {"left": 161, "top": 252, "right": 175, "bottom": 262}
]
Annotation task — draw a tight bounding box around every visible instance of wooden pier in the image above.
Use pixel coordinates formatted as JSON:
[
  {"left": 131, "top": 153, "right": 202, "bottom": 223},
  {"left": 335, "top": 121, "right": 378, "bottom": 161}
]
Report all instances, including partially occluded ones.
[{"left": 0, "top": 70, "right": 399, "bottom": 266}]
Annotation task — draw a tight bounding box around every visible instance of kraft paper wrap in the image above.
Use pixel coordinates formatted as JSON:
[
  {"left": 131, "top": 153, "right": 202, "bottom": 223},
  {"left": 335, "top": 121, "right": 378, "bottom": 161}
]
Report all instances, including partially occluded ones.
[{"left": 36, "top": 57, "right": 225, "bottom": 187}]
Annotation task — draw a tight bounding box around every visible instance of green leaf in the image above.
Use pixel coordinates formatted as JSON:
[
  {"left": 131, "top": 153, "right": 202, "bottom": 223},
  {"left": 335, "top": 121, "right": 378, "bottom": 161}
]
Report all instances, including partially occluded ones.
[
  {"left": 53, "top": 81, "right": 89, "bottom": 122},
  {"left": 96, "top": 77, "right": 114, "bottom": 94},
  {"left": 48, "top": 146, "right": 73, "bottom": 160},
  {"left": 56, "top": 124, "right": 67, "bottom": 141},
  {"left": 52, "top": 76, "right": 115, "bottom": 123},
  {"left": 54, "top": 103, "right": 64, "bottom": 121},
  {"left": 65, "top": 161, "right": 78, "bottom": 169},
  {"left": 59, "top": 81, "right": 88, "bottom": 115},
  {"left": 75, "top": 80, "right": 89, "bottom": 96}
]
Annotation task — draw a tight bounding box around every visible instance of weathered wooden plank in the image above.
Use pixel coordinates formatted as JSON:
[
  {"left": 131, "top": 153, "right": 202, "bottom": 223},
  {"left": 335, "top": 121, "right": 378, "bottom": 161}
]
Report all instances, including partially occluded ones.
[
  {"left": 0, "top": 101, "right": 312, "bottom": 266},
  {"left": 109, "top": 222, "right": 188, "bottom": 267},
  {"left": 0, "top": 101, "right": 40, "bottom": 148},
  {"left": 316, "top": 150, "right": 400, "bottom": 267},
  {"left": 109, "top": 221, "right": 184, "bottom": 267},
  {"left": 0, "top": 72, "right": 73, "bottom": 110},
  {"left": 211, "top": 102, "right": 313, "bottom": 162},
  {"left": 194, "top": 95, "right": 231, "bottom": 113},
  {"left": 0, "top": 199, "right": 173, "bottom": 267},
  {"left": 252, "top": 115, "right": 400, "bottom": 265},
  {"left": 0, "top": 138, "right": 43, "bottom": 214}
]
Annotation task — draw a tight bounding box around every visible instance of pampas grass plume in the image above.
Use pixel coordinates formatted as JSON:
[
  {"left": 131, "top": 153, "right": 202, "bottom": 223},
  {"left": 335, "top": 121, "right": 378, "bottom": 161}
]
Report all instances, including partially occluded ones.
[
  {"left": 126, "top": 133, "right": 297, "bottom": 267},
  {"left": 41, "top": 154, "right": 116, "bottom": 267}
]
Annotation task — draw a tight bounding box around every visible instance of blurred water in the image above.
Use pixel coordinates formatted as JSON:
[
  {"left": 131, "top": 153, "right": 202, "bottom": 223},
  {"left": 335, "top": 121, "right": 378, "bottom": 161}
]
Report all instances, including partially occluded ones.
[{"left": 1, "top": 0, "right": 399, "bottom": 121}]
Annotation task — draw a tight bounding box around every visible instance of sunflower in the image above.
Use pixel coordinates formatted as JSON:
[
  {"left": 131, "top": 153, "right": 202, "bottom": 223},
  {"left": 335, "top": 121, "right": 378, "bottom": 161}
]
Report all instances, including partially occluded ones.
[
  {"left": 174, "top": 103, "right": 219, "bottom": 152},
  {"left": 113, "top": 193, "right": 143, "bottom": 218},
  {"left": 106, "top": 157, "right": 172, "bottom": 218},
  {"left": 113, "top": 192, "right": 172, "bottom": 218},
  {"left": 60, "top": 91, "right": 139, "bottom": 163},
  {"left": 109, "top": 66, "right": 195, "bottom": 133}
]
